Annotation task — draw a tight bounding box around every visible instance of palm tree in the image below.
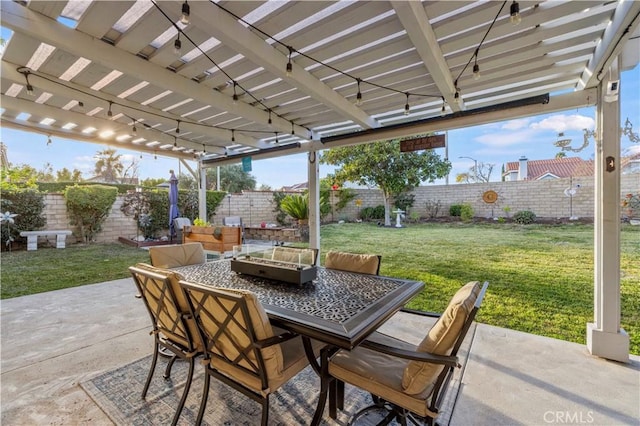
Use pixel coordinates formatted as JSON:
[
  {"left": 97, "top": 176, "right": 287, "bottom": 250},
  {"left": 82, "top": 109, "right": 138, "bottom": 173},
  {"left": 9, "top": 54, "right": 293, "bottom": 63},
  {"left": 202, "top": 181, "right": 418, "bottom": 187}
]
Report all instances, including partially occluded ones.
[{"left": 93, "top": 149, "right": 124, "bottom": 183}]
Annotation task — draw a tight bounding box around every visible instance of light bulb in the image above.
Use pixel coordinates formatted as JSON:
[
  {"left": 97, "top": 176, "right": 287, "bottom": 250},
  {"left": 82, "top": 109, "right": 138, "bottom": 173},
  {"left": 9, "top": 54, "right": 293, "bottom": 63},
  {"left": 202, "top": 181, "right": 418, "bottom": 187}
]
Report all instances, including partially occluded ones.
[
  {"left": 510, "top": 1, "right": 521, "bottom": 25},
  {"left": 180, "top": 1, "right": 190, "bottom": 25},
  {"left": 473, "top": 63, "right": 481, "bottom": 80}
]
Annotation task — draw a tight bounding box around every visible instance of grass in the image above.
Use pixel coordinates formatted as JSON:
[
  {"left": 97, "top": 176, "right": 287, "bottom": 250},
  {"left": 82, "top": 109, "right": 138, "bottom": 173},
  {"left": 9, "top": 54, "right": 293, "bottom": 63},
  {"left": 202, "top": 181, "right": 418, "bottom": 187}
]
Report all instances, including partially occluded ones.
[
  {"left": 1, "top": 243, "right": 150, "bottom": 298},
  {"left": 1, "top": 223, "right": 638, "bottom": 354},
  {"left": 319, "top": 222, "right": 640, "bottom": 355}
]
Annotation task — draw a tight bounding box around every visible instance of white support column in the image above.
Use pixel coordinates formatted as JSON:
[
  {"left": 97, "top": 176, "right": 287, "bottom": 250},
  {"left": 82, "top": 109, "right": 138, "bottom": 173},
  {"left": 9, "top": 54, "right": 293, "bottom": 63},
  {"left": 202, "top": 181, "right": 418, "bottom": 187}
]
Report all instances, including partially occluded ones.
[
  {"left": 308, "top": 150, "right": 321, "bottom": 252},
  {"left": 587, "top": 57, "right": 629, "bottom": 362},
  {"left": 198, "top": 163, "right": 207, "bottom": 222}
]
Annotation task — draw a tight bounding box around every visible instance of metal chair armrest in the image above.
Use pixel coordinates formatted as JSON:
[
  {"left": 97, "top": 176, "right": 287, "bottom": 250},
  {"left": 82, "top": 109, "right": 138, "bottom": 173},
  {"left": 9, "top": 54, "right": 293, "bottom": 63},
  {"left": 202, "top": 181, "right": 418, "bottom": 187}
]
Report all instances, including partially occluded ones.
[
  {"left": 360, "top": 338, "right": 459, "bottom": 367},
  {"left": 399, "top": 307, "right": 441, "bottom": 318}
]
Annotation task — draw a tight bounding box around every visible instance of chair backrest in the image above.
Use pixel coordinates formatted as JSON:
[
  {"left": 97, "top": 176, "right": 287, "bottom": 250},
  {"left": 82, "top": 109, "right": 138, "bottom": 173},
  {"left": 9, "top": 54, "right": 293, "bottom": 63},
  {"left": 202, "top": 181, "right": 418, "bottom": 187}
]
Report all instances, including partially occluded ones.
[
  {"left": 129, "top": 264, "right": 201, "bottom": 352},
  {"left": 179, "top": 280, "right": 284, "bottom": 391},
  {"left": 173, "top": 217, "right": 191, "bottom": 230},
  {"left": 402, "top": 281, "right": 488, "bottom": 396},
  {"left": 325, "top": 250, "right": 382, "bottom": 275},
  {"left": 271, "top": 246, "right": 318, "bottom": 266},
  {"left": 149, "top": 242, "right": 205, "bottom": 268}
]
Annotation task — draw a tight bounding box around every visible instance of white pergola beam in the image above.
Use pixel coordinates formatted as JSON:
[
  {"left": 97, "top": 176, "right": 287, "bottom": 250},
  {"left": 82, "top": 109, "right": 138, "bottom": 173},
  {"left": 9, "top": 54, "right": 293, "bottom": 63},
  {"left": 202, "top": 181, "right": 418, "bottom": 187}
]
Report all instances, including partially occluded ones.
[
  {"left": 578, "top": 0, "right": 640, "bottom": 89},
  {"left": 0, "top": 94, "right": 207, "bottom": 158},
  {"left": 391, "top": 1, "right": 460, "bottom": 110},
  {"left": 0, "top": 60, "right": 262, "bottom": 152},
  {"left": 0, "top": 1, "right": 309, "bottom": 141},
  {"left": 189, "top": 4, "right": 379, "bottom": 131}
]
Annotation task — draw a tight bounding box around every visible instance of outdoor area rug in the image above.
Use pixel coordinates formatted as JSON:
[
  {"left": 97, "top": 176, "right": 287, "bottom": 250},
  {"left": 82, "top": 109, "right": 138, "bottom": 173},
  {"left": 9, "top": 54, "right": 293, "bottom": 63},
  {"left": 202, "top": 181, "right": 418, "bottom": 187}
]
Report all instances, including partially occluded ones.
[{"left": 81, "top": 324, "right": 474, "bottom": 425}]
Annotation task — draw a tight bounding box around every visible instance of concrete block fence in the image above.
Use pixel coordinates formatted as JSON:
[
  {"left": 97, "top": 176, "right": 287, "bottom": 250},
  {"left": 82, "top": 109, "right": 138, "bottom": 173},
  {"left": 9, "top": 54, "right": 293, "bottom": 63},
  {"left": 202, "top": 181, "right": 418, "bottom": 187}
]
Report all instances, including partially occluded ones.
[{"left": 38, "top": 174, "right": 638, "bottom": 244}]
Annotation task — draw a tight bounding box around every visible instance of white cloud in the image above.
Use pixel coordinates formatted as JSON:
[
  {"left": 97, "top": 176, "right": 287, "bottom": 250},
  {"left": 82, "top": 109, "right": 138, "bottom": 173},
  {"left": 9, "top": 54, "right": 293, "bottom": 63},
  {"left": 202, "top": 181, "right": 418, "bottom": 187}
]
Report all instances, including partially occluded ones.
[
  {"left": 501, "top": 118, "right": 530, "bottom": 130},
  {"left": 530, "top": 114, "right": 595, "bottom": 133},
  {"left": 475, "top": 129, "right": 538, "bottom": 148}
]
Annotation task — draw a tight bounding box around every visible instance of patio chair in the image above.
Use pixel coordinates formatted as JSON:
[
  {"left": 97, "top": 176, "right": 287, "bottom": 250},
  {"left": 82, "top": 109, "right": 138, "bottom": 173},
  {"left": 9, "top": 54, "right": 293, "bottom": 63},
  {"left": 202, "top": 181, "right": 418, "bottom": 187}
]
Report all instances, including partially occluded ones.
[
  {"left": 325, "top": 250, "right": 382, "bottom": 275},
  {"left": 149, "top": 242, "right": 205, "bottom": 268},
  {"left": 173, "top": 217, "right": 191, "bottom": 243},
  {"left": 328, "top": 281, "right": 488, "bottom": 426},
  {"left": 129, "top": 264, "right": 204, "bottom": 426},
  {"left": 179, "top": 280, "right": 325, "bottom": 426}
]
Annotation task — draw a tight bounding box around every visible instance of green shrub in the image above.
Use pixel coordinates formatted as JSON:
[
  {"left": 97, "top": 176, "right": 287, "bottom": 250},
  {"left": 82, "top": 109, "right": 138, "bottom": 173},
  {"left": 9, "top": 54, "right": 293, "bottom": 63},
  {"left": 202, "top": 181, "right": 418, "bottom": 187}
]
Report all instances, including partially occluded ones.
[
  {"left": 39, "top": 181, "right": 135, "bottom": 194},
  {"left": 425, "top": 199, "right": 441, "bottom": 219},
  {"left": 272, "top": 192, "right": 289, "bottom": 226},
  {"left": 0, "top": 190, "right": 46, "bottom": 250},
  {"left": 449, "top": 204, "right": 463, "bottom": 216},
  {"left": 460, "top": 203, "right": 474, "bottom": 222},
  {"left": 394, "top": 193, "right": 415, "bottom": 212},
  {"left": 280, "top": 194, "right": 309, "bottom": 220},
  {"left": 513, "top": 210, "right": 537, "bottom": 224},
  {"left": 360, "top": 205, "right": 385, "bottom": 221},
  {"left": 65, "top": 185, "right": 118, "bottom": 242}
]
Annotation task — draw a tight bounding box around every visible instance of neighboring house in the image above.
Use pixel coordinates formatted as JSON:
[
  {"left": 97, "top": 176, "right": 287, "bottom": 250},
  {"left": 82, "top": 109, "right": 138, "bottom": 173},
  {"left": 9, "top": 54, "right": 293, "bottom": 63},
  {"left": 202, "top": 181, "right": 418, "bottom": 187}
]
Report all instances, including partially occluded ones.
[
  {"left": 503, "top": 156, "right": 594, "bottom": 181},
  {"left": 281, "top": 182, "right": 308, "bottom": 192}
]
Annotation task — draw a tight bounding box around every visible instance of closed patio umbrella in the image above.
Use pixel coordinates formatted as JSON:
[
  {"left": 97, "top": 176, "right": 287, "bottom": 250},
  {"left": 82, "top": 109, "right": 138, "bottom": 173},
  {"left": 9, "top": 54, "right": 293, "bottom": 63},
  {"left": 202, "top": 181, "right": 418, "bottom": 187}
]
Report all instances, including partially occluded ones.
[{"left": 168, "top": 170, "right": 179, "bottom": 242}]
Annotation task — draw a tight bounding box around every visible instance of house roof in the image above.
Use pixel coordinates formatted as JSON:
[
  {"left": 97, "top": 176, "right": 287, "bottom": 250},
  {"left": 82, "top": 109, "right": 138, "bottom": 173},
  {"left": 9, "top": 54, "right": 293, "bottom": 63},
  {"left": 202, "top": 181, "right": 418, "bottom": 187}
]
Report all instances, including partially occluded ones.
[
  {"left": 504, "top": 157, "right": 594, "bottom": 180},
  {"left": 1, "top": 1, "right": 639, "bottom": 164}
]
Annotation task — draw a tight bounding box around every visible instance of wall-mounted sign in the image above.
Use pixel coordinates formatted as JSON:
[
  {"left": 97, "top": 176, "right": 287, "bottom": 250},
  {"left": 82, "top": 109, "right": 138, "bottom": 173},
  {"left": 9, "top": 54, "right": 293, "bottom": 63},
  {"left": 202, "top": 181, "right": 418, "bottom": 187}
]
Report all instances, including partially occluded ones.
[{"left": 400, "top": 134, "right": 446, "bottom": 152}]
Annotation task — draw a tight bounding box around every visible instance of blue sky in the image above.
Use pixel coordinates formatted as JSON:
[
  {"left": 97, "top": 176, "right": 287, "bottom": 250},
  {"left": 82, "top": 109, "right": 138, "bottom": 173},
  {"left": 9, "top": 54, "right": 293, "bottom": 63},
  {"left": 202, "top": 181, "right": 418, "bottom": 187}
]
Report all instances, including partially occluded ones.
[{"left": 2, "top": 67, "right": 638, "bottom": 189}]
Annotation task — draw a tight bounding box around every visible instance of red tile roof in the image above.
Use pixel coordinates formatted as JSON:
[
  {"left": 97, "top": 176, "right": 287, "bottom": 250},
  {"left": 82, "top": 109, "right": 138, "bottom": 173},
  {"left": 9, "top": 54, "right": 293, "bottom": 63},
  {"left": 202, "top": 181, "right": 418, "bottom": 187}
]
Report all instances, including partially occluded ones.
[{"left": 504, "top": 157, "right": 594, "bottom": 180}]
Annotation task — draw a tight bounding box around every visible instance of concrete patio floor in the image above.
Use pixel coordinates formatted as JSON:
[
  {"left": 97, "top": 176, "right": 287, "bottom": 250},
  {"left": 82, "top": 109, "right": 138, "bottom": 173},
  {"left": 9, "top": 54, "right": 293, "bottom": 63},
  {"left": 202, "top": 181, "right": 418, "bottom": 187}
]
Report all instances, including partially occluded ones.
[{"left": 1, "top": 277, "right": 638, "bottom": 426}]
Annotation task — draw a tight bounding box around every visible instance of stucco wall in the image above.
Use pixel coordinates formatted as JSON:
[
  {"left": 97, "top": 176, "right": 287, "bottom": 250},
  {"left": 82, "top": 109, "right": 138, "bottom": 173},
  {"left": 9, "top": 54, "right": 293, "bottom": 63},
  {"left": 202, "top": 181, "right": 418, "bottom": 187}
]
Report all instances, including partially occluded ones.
[{"left": 39, "top": 174, "right": 638, "bottom": 243}]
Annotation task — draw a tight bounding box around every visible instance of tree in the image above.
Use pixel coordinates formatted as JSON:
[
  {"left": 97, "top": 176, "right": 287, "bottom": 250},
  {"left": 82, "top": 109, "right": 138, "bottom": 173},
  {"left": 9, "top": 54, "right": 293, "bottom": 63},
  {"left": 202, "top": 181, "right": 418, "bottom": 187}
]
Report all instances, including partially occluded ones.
[
  {"left": 36, "top": 162, "right": 55, "bottom": 182},
  {"left": 321, "top": 140, "right": 451, "bottom": 226},
  {"left": 455, "top": 162, "right": 494, "bottom": 183},
  {"left": 0, "top": 163, "right": 39, "bottom": 190},
  {"left": 93, "top": 148, "right": 124, "bottom": 183},
  {"left": 140, "top": 177, "right": 167, "bottom": 188},
  {"left": 207, "top": 164, "right": 256, "bottom": 193},
  {"left": 56, "top": 167, "right": 83, "bottom": 182}
]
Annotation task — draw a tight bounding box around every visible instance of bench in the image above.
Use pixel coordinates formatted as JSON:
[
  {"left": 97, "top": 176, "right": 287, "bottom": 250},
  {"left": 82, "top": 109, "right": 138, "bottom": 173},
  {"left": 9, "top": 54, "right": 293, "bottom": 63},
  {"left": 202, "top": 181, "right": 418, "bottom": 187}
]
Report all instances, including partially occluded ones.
[{"left": 20, "top": 230, "right": 72, "bottom": 251}]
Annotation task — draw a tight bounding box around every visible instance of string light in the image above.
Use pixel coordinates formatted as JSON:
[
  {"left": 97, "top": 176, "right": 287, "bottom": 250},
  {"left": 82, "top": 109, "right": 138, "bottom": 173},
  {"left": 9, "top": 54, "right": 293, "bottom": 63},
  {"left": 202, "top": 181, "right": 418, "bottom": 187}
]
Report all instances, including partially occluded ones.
[
  {"left": 131, "top": 120, "right": 137, "bottom": 136},
  {"left": 78, "top": 101, "right": 84, "bottom": 108},
  {"left": 274, "top": 132, "right": 279, "bottom": 143},
  {"left": 22, "top": 70, "right": 35, "bottom": 96},
  {"left": 231, "top": 129, "right": 235, "bottom": 142},
  {"left": 268, "top": 110, "right": 272, "bottom": 126},
  {"left": 232, "top": 81, "right": 238, "bottom": 103},
  {"left": 107, "top": 101, "right": 113, "bottom": 117},
  {"left": 176, "top": 120, "right": 181, "bottom": 134},
  {"left": 441, "top": 97, "right": 446, "bottom": 116},
  {"left": 174, "top": 32, "right": 182, "bottom": 55},
  {"left": 291, "top": 122, "right": 295, "bottom": 136},
  {"left": 404, "top": 93, "right": 410, "bottom": 116},
  {"left": 510, "top": 1, "right": 521, "bottom": 25},
  {"left": 173, "top": 136, "right": 178, "bottom": 147},
  {"left": 46, "top": 135, "right": 52, "bottom": 145},
  {"left": 355, "top": 78, "right": 362, "bottom": 106},
  {"left": 180, "top": 1, "right": 190, "bottom": 25},
  {"left": 285, "top": 46, "right": 293, "bottom": 76}
]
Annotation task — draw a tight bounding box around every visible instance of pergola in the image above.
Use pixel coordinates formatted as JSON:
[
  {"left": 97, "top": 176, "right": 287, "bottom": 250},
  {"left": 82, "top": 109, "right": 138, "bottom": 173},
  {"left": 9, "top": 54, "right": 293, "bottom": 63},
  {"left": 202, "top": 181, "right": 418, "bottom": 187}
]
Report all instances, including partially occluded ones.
[{"left": 1, "top": 0, "right": 638, "bottom": 362}]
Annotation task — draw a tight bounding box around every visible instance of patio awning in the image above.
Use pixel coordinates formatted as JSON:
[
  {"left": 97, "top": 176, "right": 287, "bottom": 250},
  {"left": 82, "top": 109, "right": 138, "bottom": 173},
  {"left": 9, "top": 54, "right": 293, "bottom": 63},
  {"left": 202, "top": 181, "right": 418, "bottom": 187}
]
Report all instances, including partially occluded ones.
[{"left": 1, "top": 1, "right": 638, "bottom": 162}]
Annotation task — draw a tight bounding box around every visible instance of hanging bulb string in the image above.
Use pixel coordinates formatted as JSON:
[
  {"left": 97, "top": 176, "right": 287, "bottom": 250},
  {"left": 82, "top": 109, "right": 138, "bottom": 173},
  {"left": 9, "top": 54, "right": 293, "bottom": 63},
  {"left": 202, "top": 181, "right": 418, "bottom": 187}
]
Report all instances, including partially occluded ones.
[
  {"left": 19, "top": 67, "right": 301, "bottom": 143},
  {"left": 210, "top": 1, "right": 442, "bottom": 100},
  {"left": 454, "top": 1, "right": 507, "bottom": 86}
]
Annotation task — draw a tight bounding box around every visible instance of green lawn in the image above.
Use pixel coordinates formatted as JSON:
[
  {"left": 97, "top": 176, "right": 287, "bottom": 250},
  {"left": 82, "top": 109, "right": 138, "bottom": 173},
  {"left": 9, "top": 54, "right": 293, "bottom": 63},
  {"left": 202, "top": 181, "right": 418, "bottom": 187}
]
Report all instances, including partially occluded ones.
[{"left": 1, "top": 223, "right": 638, "bottom": 354}]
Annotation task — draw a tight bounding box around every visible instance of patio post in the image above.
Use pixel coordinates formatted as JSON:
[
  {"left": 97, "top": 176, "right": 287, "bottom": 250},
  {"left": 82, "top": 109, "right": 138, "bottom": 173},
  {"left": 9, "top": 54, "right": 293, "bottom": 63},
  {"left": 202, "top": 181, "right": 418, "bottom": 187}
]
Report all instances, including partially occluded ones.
[
  {"left": 198, "top": 162, "right": 207, "bottom": 222},
  {"left": 308, "top": 150, "right": 321, "bottom": 252},
  {"left": 587, "top": 57, "right": 629, "bottom": 362}
]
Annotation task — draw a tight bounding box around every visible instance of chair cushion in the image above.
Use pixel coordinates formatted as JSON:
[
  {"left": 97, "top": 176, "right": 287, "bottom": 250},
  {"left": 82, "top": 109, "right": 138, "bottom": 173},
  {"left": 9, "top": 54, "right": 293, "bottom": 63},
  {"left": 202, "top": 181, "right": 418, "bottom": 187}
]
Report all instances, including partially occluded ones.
[
  {"left": 329, "top": 333, "right": 439, "bottom": 418},
  {"left": 402, "top": 281, "right": 480, "bottom": 395},
  {"left": 149, "top": 243, "right": 205, "bottom": 269},
  {"left": 134, "top": 263, "right": 203, "bottom": 352},
  {"left": 325, "top": 251, "right": 380, "bottom": 274}
]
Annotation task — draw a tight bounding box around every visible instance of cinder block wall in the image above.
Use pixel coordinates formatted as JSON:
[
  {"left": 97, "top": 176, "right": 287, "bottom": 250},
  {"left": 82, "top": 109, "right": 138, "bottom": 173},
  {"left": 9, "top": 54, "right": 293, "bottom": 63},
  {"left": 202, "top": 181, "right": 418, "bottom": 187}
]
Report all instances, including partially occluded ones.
[{"left": 39, "top": 174, "right": 638, "bottom": 243}]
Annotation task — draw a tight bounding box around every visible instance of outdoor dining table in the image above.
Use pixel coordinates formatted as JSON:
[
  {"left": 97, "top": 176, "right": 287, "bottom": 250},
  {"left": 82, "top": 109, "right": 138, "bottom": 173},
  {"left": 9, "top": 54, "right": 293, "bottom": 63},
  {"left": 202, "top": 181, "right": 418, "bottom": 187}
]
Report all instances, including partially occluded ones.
[{"left": 173, "top": 259, "right": 424, "bottom": 425}]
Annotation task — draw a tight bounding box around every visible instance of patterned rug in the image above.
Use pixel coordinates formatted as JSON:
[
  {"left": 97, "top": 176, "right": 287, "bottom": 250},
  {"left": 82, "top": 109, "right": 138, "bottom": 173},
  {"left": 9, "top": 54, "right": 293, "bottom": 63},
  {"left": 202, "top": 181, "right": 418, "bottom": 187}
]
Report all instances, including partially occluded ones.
[{"left": 81, "top": 327, "right": 473, "bottom": 425}]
